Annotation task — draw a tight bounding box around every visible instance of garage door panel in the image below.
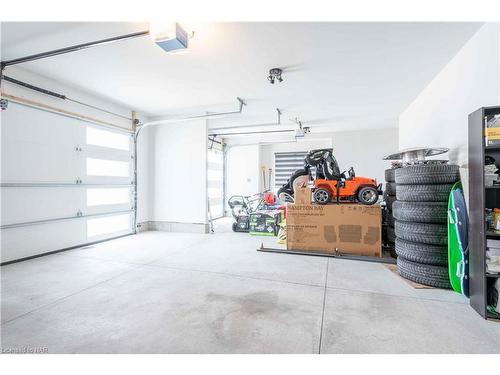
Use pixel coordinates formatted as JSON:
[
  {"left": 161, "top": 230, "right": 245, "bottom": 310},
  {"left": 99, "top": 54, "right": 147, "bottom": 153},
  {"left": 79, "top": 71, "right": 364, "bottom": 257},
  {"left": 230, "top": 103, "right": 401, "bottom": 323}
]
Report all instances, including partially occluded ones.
[
  {"left": 1, "top": 220, "right": 88, "bottom": 262},
  {"left": 0, "top": 186, "right": 134, "bottom": 225},
  {"left": 0, "top": 212, "right": 134, "bottom": 263},
  {"left": 1, "top": 99, "right": 135, "bottom": 261},
  {"left": 1, "top": 103, "right": 82, "bottom": 144},
  {"left": 1, "top": 187, "right": 85, "bottom": 225},
  {"left": 1, "top": 140, "right": 81, "bottom": 182}
]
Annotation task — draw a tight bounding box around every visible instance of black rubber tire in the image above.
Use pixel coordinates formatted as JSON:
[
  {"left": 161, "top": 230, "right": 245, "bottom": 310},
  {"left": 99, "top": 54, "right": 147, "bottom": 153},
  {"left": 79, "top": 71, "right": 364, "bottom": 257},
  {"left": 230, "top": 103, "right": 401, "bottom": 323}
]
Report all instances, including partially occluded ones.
[
  {"left": 394, "top": 220, "right": 447, "bottom": 246},
  {"left": 385, "top": 182, "right": 397, "bottom": 196},
  {"left": 395, "top": 164, "right": 460, "bottom": 185},
  {"left": 357, "top": 186, "right": 379, "bottom": 205},
  {"left": 396, "top": 184, "right": 454, "bottom": 202},
  {"left": 277, "top": 185, "right": 293, "bottom": 199},
  {"left": 390, "top": 245, "right": 397, "bottom": 259},
  {"left": 387, "top": 226, "right": 395, "bottom": 243},
  {"left": 395, "top": 238, "right": 448, "bottom": 266},
  {"left": 277, "top": 168, "right": 309, "bottom": 198},
  {"left": 232, "top": 222, "right": 237, "bottom": 232},
  {"left": 385, "top": 168, "right": 396, "bottom": 182},
  {"left": 397, "top": 257, "right": 451, "bottom": 289},
  {"left": 385, "top": 195, "right": 396, "bottom": 211},
  {"left": 393, "top": 201, "right": 448, "bottom": 224}
]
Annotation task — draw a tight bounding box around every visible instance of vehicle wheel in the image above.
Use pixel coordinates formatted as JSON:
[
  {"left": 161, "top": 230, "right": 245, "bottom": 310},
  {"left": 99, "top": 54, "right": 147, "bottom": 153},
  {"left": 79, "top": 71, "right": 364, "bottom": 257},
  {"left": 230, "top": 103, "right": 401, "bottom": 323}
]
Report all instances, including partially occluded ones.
[
  {"left": 232, "top": 222, "right": 238, "bottom": 232},
  {"left": 358, "top": 186, "right": 379, "bottom": 205},
  {"left": 395, "top": 164, "right": 460, "bottom": 185},
  {"left": 393, "top": 201, "right": 448, "bottom": 224},
  {"left": 277, "top": 168, "right": 309, "bottom": 198},
  {"left": 385, "top": 182, "right": 396, "bottom": 196},
  {"left": 394, "top": 220, "right": 447, "bottom": 246},
  {"left": 278, "top": 192, "right": 294, "bottom": 203},
  {"left": 313, "top": 188, "right": 331, "bottom": 205},
  {"left": 397, "top": 257, "right": 451, "bottom": 289},
  {"left": 277, "top": 185, "right": 292, "bottom": 198},
  {"left": 396, "top": 184, "right": 454, "bottom": 202},
  {"left": 289, "top": 169, "right": 310, "bottom": 188},
  {"left": 395, "top": 238, "right": 447, "bottom": 266},
  {"left": 385, "top": 168, "right": 396, "bottom": 182},
  {"left": 387, "top": 226, "right": 395, "bottom": 243},
  {"left": 385, "top": 195, "right": 396, "bottom": 211}
]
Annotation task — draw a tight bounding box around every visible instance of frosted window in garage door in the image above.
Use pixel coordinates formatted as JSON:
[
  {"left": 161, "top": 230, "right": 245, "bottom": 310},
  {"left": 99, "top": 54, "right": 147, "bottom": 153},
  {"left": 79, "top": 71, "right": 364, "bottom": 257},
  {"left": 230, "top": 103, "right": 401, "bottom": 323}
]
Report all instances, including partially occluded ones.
[
  {"left": 207, "top": 146, "right": 224, "bottom": 219},
  {"left": 86, "top": 126, "right": 130, "bottom": 151},
  {"left": 86, "top": 188, "right": 130, "bottom": 206},
  {"left": 84, "top": 126, "right": 134, "bottom": 239},
  {"left": 87, "top": 213, "right": 131, "bottom": 238},
  {"left": 86, "top": 157, "right": 129, "bottom": 177}
]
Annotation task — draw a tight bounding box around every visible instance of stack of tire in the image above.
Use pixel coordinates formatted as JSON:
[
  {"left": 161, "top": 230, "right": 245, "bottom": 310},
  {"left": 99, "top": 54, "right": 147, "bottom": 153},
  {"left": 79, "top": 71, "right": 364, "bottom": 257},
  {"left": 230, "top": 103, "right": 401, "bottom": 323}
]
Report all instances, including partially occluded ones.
[
  {"left": 383, "top": 168, "right": 398, "bottom": 257},
  {"left": 393, "top": 164, "right": 460, "bottom": 288}
]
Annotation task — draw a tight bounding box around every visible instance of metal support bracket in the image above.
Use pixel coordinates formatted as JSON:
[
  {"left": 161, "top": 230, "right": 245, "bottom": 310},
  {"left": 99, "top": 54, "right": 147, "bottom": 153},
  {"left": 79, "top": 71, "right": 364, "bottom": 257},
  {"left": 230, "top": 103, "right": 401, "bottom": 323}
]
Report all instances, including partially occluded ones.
[
  {"left": 139, "top": 97, "right": 247, "bottom": 129},
  {"left": 208, "top": 108, "right": 284, "bottom": 136}
]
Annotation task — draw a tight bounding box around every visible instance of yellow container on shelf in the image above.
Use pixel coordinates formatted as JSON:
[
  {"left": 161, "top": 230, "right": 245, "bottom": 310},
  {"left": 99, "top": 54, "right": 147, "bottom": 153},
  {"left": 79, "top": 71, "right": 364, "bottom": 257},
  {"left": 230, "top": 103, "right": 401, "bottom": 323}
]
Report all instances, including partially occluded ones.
[{"left": 494, "top": 209, "right": 500, "bottom": 232}]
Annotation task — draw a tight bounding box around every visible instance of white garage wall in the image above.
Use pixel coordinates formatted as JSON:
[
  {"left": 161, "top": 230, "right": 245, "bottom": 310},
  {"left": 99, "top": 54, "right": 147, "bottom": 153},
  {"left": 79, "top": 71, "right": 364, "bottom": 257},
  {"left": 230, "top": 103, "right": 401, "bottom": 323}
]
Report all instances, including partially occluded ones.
[
  {"left": 325, "top": 127, "right": 399, "bottom": 185},
  {"left": 1, "top": 67, "right": 150, "bottom": 262},
  {"left": 225, "top": 145, "right": 260, "bottom": 205},
  {"left": 149, "top": 119, "right": 208, "bottom": 232},
  {"left": 399, "top": 23, "right": 500, "bottom": 171}
]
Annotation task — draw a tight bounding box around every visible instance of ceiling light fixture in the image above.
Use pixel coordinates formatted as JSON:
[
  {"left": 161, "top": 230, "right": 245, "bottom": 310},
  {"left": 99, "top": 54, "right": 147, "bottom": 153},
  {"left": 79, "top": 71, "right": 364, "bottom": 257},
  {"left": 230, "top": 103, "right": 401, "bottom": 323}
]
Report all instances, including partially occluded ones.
[
  {"left": 267, "top": 68, "right": 283, "bottom": 84},
  {"left": 149, "top": 22, "right": 190, "bottom": 53}
]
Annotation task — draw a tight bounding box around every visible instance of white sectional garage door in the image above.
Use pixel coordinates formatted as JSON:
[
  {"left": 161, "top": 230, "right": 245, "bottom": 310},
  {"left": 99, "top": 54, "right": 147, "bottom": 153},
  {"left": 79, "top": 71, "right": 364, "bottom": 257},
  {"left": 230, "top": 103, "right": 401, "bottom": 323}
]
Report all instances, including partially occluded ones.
[{"left": 0, "top": 101, "right": 134, "bottom": 263}]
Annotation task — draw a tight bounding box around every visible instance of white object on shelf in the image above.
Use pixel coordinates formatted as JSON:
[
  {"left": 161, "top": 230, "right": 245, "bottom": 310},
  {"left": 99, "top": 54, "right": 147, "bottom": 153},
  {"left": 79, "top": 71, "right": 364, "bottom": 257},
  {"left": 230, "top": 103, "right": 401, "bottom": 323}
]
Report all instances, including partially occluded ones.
[{"left": 485, "top": 173, "right": 498, "bottom": 187}]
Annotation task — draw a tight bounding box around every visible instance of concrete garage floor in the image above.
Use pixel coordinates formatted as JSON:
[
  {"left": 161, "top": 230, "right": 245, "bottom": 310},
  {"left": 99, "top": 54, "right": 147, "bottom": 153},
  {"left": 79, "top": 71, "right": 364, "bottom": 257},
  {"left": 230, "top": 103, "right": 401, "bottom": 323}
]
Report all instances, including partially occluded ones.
[{"left": 2, "top": 220, "right": 500, "bottom": 353}]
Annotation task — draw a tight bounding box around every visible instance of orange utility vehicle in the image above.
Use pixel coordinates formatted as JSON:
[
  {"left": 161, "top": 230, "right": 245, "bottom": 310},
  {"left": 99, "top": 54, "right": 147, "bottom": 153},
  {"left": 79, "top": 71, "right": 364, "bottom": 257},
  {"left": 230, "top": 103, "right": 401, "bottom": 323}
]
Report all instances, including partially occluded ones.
[{"left": 277, "top": 149, "right": 382, "bottom": 205}]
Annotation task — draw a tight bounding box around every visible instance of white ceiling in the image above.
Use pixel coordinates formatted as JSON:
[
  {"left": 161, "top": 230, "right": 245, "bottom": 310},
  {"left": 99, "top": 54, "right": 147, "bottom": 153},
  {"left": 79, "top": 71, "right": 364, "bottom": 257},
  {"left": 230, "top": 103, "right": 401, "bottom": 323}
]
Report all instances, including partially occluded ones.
[{"left": 1, "top": 22, "right": 482, "bottom": 133}]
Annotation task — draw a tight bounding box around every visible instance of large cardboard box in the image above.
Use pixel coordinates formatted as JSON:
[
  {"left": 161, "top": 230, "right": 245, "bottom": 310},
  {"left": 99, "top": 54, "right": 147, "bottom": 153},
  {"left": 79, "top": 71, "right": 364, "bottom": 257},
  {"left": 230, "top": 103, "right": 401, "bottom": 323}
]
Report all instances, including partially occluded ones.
[
  {"left": 286, "top": 203, "right": 381, "bottom": 256},
  {"left": 294, "top": 187, "right": 312, "bottom": 204}
]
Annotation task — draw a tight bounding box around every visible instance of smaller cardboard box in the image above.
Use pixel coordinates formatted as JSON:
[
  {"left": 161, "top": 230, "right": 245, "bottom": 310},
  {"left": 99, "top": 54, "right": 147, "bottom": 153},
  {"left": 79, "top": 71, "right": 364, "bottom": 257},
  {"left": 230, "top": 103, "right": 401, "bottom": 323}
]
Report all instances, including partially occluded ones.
[
  {"left": 249, "top": 210, "right": 282, "bottom": 236},
  {"left": 286, "top": 203, "right": 381, "bottom": 257},
  {"left": 294, "top": 187, "right": 312, "bottom": 204}
]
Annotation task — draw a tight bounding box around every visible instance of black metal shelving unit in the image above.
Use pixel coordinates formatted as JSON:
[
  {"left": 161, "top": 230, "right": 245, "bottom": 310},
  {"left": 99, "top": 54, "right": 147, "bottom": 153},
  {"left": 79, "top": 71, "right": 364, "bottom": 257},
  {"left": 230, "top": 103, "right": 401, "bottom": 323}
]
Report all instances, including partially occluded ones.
[{"left": 469, "top": 105, "right": 500, "bottom": 320}]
